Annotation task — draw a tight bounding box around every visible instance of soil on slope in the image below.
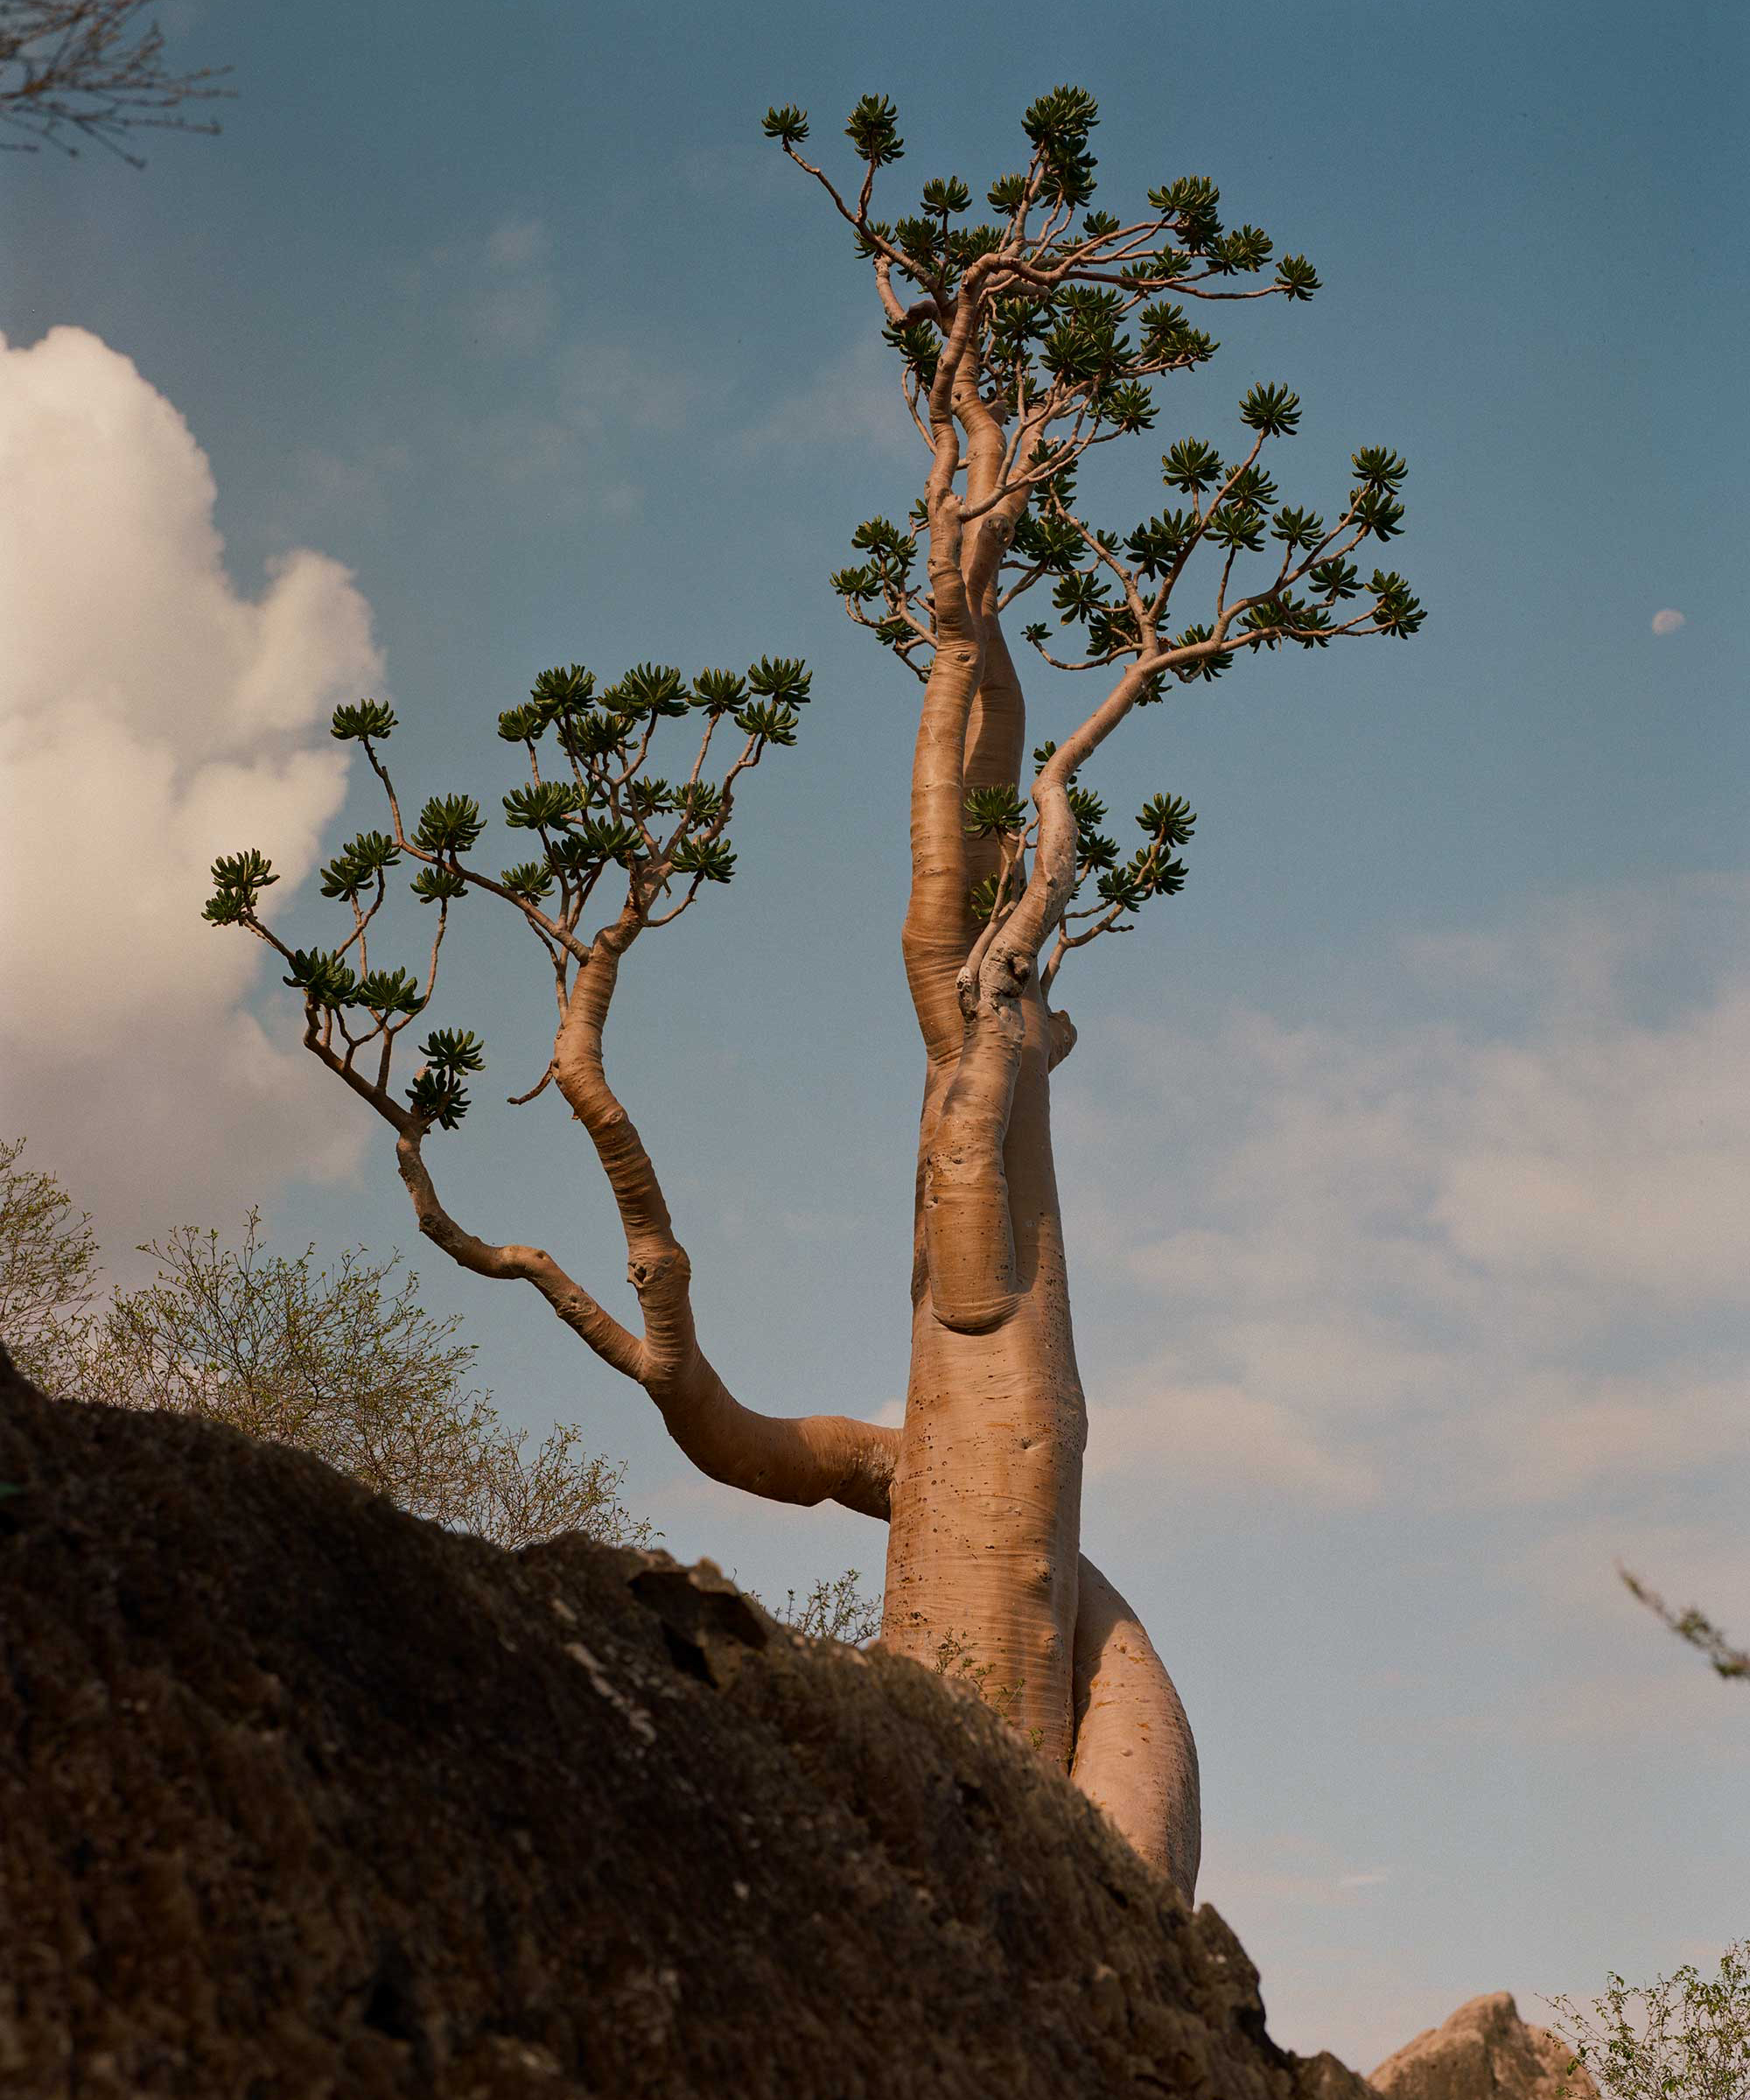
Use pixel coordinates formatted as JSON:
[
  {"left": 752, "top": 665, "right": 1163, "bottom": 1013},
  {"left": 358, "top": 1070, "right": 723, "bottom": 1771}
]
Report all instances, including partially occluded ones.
[{"left": 0, "top": 1347, "right": 1372, "bottom": 2099}]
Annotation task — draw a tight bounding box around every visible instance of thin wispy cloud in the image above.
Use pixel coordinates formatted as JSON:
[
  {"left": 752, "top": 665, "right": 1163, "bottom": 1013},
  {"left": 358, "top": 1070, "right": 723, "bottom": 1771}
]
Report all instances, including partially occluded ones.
[
  {"left": 434, "top": 337, "right": 698, "bottom": 496},
  {"left": 1382, "top": 1663, "right": 1745, "bottom": 1757},
  {"left": 1205, "top": 1830, "right": 1395, "bottom": 1909},
  {"left": 735, "top": 335, "right": 921, "bottom": 462},
  {"left": 1069, "top": 878, "right": 1750, "bottom": 1516},
  {"left": 384, "top": 220, "right": 716, "bottom": 498},
  {"left": 485, "top": 216, "right": 548, "bottom": 270},
  {"left": 407, "top": 214, "right": 560, "bottom": 356},
  {"left": 472, "top": 236, "right": 556, "bottom": 354},
  {"left": 552, "top": 337, "right": 700, "bottom": 438},
  {"left": 1090, "top": 1373, "right": 1382, "bottom": 1504},
  {"left": 278, "top": 438, "right": 413, "bottom": 536}
]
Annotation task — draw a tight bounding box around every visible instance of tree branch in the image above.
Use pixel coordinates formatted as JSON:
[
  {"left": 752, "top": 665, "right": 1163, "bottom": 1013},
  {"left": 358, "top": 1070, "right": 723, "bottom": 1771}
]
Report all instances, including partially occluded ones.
[{"left": 0, "top": 0, "right": 233, "bottom": 166}]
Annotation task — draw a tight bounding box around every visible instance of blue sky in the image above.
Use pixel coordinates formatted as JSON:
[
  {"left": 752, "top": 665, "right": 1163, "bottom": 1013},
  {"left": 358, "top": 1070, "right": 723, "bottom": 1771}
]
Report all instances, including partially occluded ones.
[{"left": 2, "top": 0, "right": 1746, "bottom": 2072}]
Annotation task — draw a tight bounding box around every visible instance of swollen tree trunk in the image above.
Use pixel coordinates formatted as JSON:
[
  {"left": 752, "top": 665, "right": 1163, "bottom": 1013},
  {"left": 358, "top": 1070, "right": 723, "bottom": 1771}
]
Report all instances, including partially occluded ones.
[
  {"left": 885, "top": 970, "right": 1085, "bottom": 1763},
  {"left": 882, "top": 336, "right": 1102, "bottom": 1770},
  {"left": 885, "top": 670, "right": 1200, "bottom": 1889},
  {"left": 853, "top": 228, "right": 1207, "bottom": 1887}
]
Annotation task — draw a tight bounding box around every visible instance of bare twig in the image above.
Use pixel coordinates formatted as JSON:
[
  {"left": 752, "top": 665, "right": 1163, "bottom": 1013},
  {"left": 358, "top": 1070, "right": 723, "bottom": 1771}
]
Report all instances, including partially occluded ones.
[{"left": 0, "top": 0, "right": 232, "bottom": 166}]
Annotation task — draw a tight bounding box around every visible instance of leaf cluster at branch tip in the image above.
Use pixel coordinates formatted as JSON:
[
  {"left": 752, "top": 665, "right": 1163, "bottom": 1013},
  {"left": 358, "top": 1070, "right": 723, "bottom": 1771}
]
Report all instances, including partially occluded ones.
[
  {"left": 421, "top": 1027, "right": 485, "bottom": 1074},
  {"left": 1240, "top": 382, "right": 1300, "bottom": 438},
  {"left": 845, "top": 94, "right": 903, "bottom": 166},
  {"left": 499, "top": 861, "right": 556, "bottom": 903},
  {"left": 408, "top": 1068, "right": 469, "bottom": 1130},
  {"left": 408, "top": 1026, "right": 486, "bottom": 1133},
  {"left": 203, "top": 847, "right": 277, "bottom": 924},
  {"left": 319, "top": 830, "right": 401, "bottom": 903},
  {"left": 414, "top": 794, "right": 485, "bottom": 856},
  {"left": 410, "top": 867, "right": 466, "bottom": 906},
  {"left": 355, "top": 968, "right": 424, "bottom": 1016},
  {"left": 330, "top": 698, "right": 397, "bottom": 743},
  {"left": 762, "top": 104, "right": 808, "bottom": 145}
]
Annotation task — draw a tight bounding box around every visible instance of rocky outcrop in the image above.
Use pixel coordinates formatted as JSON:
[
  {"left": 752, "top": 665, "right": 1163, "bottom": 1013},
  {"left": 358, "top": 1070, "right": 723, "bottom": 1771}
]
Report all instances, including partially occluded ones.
[
  {"left": 1368, "top": 1993, "right": 1598, "bottom": 2100},
  {"left": 0, "top": 1344, "right": 1376, "bottom": 2099}
]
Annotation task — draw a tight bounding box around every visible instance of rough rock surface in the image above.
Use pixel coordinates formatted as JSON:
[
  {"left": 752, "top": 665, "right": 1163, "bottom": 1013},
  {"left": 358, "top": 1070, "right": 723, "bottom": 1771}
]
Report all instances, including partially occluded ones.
[
  {"left": 1368, "top": 1993, "right": 1598, "bottom": 2100},
  {"left": 0, "top": 1347, "right": 1379, "bottom": 2099}
]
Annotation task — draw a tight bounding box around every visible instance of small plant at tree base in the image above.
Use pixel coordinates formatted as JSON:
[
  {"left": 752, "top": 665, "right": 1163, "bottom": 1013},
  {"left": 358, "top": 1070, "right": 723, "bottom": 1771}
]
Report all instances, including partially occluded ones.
[
  {"left": 774, "top": 1568, "right": 885, "bottom": 1645},
  {"left": 200, "top": 86, "right": 1424, "bottom": 1900},
  {"left": 1543, "top": 1942, "right": 1750, "bottom": 2100},
  {"left": 930, "top": 1627, "right": 1025, "bottom": 1721}
]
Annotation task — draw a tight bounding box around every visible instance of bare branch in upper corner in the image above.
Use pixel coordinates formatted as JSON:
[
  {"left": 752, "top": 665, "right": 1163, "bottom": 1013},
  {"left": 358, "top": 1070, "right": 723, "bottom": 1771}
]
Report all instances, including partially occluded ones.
[{"left": 0, "top": 0, "right": 232, "bottom": 167}]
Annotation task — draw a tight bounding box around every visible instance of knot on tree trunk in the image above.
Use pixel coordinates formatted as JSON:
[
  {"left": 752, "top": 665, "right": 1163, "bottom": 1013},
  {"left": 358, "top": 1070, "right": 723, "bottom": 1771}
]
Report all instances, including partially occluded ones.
[
  {"left": 979, "top": 947, "right": 1030, "bottom": 1002},
  {"left": 626, "top": 1246, "right": 685, "bottom": 1294}
]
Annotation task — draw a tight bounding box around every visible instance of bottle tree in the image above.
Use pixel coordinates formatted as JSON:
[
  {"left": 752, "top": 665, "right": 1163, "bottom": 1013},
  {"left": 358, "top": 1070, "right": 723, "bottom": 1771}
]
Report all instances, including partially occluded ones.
[{"left": 204, "top": 87, "right": 1422, "bottom": 1901}]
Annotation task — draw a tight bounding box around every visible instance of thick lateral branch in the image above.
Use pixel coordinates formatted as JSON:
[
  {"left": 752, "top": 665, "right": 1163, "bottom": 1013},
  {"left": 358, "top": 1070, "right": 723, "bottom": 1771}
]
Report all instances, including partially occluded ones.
[
  {"left": 900, "top": 629, "right": 984, "bottom": 1066},
  {"left": 394, "top": 1133, "right": 648, "bottom": 1383},
  {"left": 395, "top": 1128, "right": 898, "bottom": 1521},
  {"left": 649, "top": 1354, "right": 897, "bottom": 1521},
  {"left": 899, "top": 263, "right": 1017, "bottom": 1070},
  {"left": 536, "top": 914, "right": 902, "bottom": 1516},
  {"left": 308, "top": 916, "right": 899, "bottom": 1522},
  {"left": 550, "top": 910, "right": 704, "bottom": 1379}
]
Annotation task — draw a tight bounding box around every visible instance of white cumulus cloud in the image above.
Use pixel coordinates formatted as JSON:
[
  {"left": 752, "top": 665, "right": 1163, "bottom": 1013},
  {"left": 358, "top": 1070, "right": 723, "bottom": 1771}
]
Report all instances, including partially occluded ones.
[{"left": 0, "top": 326, "right": 380, "bottom": 1265}]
